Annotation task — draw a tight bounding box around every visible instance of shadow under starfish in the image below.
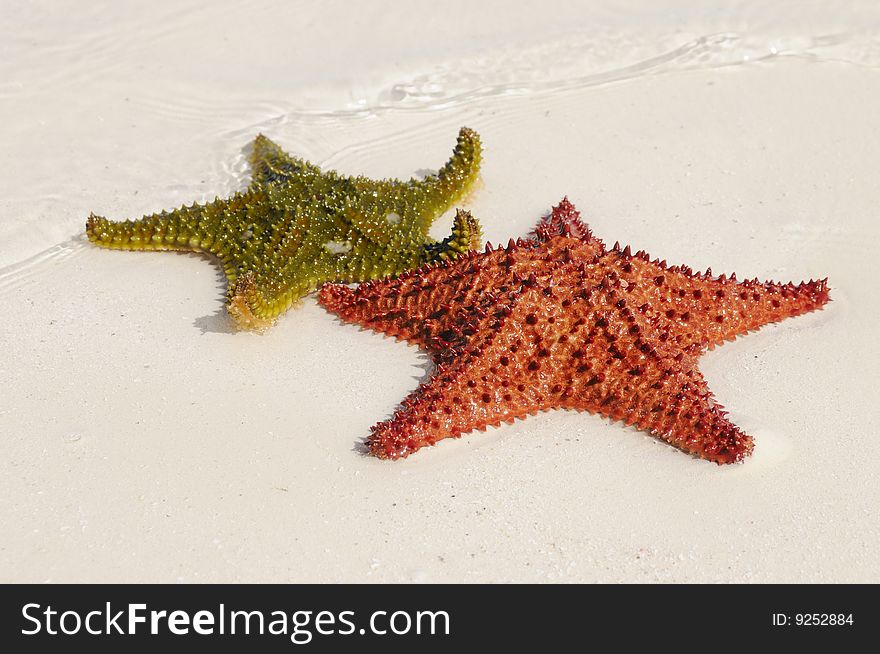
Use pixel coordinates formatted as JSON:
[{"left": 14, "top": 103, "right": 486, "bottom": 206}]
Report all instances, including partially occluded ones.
[
  {"left": 319, "top": 198, "right": 830, "bottom": 464},
  {"left": 86, "top": 127, "right": 483, "bottom": 331}
]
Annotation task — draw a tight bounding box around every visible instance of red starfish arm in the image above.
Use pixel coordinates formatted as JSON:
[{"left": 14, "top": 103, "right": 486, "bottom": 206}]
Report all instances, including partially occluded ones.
[
  {"left": 686, "top": 276, "right": 830, "bottom": 348},
  {"left": 604, "top": 249, "right": 830, "bottom": 351},
  {"left": 319, "top": 280, "right": 431, "bottom": 347},
  {"left": 367, "top": 351, "right": 545, "bottom": 460},
  {"left": 367, "top": 335, "right": 551, "bottom": 459},
  {"left": 588, "top": 354, "right": 754, "bottom": 464},
  {"left": 366, "top": 286, "right": 567, "bottom": 458},
  {"left": 319, "top": 247, "right": 526, "bottom": 350}
]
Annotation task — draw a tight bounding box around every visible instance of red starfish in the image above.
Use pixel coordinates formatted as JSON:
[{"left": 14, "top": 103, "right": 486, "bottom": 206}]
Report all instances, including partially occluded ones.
[{"left": 318, "top": 199, "right": 829, "bottom": 464}]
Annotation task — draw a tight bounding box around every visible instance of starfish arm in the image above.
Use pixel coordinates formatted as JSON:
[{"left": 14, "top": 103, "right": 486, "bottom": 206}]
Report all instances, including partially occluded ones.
[
  {"left": 420, "top": 209, "right": 483, "bottom": 263},
  {"left": 338, "top": 127, "right": 481, "bottom": 238},
  {"left": 604, "top": 247, "right": 830, "bottom": 352},
  {"left": 319, "top": 242, "right": 517, "bottom": 350},
  {"left": 368, "top": 354, "right": 539, "bottom": 460},
  {"left": 86, "top": 202, "right": 214, "bottom": 253},
  {"left": 227, "top": 221, "right": 341, "bottom": 330},
  {"left": 690, "top": 276, "right": 830, "bottom": 347},
  {"left": 366, "top": 312, "right": 548, "bottom": 459},
  {"left": 616, "top": 362, "right": 753, "bottom": 464},
  {"left": 85, "top": 191, "right": 273, "bottom": 269},
  {"left": 227, "top": 267, "right": 317, "bottom": 332},
  {"left": 534, "top": 197, "right": 605, "bottom": 253},
  {"left": 317, "top": 275, "right": 438, "bottom": 349},
  {"left": 249, "top": 134, "right": 324, "bottom": 188},
  {"left": 656, "top": 385, "right": 754, "bottom": 464},
  {"left": 582, "top": 349, "right": 754, "bottom": 464},
  {"left": 250, "top": 126, "right": 480, "bottom": 215},
  {"left": 404, "top": 126, "right": 483, "bottom": 230}
]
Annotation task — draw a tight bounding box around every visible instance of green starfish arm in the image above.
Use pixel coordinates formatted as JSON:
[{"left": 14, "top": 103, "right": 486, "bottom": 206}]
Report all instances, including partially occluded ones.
[
  {"left": 249, "top": 134, "right": 325, "bottom": 187},
  {"left": 422, "top": 209, "right": 482, "bottom": 263},
  {"left": 85, "top": 127, "right": 482, "bottom": 331}
]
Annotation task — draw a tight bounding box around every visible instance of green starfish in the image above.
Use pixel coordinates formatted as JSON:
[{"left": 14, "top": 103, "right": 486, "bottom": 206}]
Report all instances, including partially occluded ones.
[{"left": 86, "top": 127, "right": 482, "bottom": 331}]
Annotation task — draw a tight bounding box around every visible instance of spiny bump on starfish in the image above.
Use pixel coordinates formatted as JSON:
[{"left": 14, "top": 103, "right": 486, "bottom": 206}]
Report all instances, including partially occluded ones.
[
  {"left": 319, "top": 197, "right": 829, "bottom": 464},
  {"left": 86, "top": 127, "right": 483, "bottom": 332}
]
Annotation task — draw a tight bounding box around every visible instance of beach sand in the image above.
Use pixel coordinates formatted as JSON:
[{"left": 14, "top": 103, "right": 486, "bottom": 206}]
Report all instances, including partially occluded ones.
[{"left": 1, "top": 1, "right": 879, "bottom": 582}]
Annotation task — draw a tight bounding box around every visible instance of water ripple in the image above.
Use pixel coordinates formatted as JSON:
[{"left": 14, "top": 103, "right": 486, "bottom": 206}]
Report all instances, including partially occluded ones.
[{"left": 234, "top": 30, "right": 880, "bottom": 128}]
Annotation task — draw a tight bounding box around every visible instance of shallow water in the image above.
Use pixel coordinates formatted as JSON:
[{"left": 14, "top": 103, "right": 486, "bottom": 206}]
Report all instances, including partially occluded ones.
[
  {"left": 2, "top": 0, "right": 880, "bottom": 269},
  {"left": 1, "top": 1, "right": 879, "bottom": 582}
]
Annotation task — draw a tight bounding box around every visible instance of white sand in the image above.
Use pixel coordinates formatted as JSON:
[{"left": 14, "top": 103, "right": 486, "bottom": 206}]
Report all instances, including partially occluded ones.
[{"left": 2, "top": 1, "right": 879, "bottom": 582}]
